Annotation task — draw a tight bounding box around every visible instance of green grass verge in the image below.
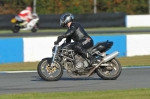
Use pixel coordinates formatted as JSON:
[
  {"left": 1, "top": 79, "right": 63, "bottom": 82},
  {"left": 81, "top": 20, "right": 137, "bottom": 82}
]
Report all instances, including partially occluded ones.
[
  {"left": 118, "top": 55, "right": 150, "bottom": 66},
  {"left": 0, "top": 55, "right": 150, "bottom": 71},
  {"left": 0, "top": 88, "right": 149, "bottom": 99}
]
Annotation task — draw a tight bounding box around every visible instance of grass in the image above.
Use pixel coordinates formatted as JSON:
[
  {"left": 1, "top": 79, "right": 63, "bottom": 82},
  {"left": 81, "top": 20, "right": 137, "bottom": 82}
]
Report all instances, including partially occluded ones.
[
  {"left": 0, "top": 62, "right": 38, "bottom": 71},
  {"left": 0, "top": 55, "right": 150, "bottom": 71},
  {"left": 118, "top": 55, "right": 150, "bottom": 66},
  {"left": 0, "top": 88, "right": 149, "bottom": 99}
]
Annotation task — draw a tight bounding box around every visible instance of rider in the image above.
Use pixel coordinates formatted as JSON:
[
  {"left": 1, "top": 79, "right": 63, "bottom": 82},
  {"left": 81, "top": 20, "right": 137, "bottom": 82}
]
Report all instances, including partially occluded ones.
[
  {"left": 17, "top": 6, "right": 33, "bottom": 27},
  {"left": 54, "top": 13, "right": 97, "bottom": 65}
]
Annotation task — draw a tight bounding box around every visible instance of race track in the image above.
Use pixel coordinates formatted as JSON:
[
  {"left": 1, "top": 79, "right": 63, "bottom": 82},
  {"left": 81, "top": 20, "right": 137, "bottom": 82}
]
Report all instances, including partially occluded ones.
[
  {"left": 1, "top": 29, "right": 150, "bottom": 94},
  {"left": 0, "top": 67, "right": 150, "bottom": 94}
]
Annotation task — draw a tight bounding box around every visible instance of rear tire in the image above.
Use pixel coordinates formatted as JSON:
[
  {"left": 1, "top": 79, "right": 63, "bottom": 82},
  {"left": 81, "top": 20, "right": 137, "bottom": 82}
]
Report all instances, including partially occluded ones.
[
  {"left": 31, "top": 27, "right": 38, "bottom": 33},
  {"left": 31, "top": 23, "right": 39, "bottom": 33},
  {"left": 96, "top": 58, "right": 122, "bottom": 80},
  {"left": 37, "top": 58, "right": 63, "bottom": 81}
]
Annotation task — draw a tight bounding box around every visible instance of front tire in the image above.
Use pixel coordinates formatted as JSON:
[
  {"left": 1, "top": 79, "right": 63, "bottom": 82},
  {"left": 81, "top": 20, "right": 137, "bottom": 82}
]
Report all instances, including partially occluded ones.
[
  {"left": 12, "top": 24, "right": 20, "bottom": 33},
  {"left": 96, "top": 58, "right": 122, "bottom": 80},
  {"left": 37, "top": 58, "right": 63, "bottom": 81}
]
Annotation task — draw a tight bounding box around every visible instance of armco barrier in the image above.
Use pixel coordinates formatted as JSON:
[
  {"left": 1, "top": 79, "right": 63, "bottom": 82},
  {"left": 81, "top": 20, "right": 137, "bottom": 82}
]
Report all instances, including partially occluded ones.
[
  {"left": 0, "top": 34, "right": 150, "bottom": 64},
  {"left": 0, "top": 35, "right": 126, "bottom": 64},
  {"left": 127, "top": 34, "right": 150, "bottom": 56},
  {"left": 0, "top": 38, "right": 23, "bottom": 64},
  {"left": 0, "top": 12, "right": 126, "bottom": 29},
  {"left": 23, "top": 37, "right": 57, "bottom": 62},
  {"left": 0, "top": 14, "right": 150, "bottom": 29},
  {"left": 92, "top": 35, "right": 126, "bottom": 57},
  {"left": 126, "top": 15, "right": 150, "bottom": 27}
]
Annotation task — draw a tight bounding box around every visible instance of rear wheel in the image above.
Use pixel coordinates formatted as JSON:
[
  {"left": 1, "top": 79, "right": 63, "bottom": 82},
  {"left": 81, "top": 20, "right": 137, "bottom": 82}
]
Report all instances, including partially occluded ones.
[
  {"left": 96, "top": 58, "right": 122, "bottom": 80},
  {"left": 37, "top": 58, "right": 63, "bottom": 81},
  {"left": 31, "top": 23, "right": 39, "bottom": 33},
  {"left": 12, "top": 24, "right": 20, "bottom": 33}
]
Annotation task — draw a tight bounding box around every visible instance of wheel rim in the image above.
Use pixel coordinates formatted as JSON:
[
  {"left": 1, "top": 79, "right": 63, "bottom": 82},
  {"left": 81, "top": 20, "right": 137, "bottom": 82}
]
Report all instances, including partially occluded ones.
[
  {"left": 40, "top": 60, "right": 62, "bottom": 78},
  {"left": 99, "top": 59, "right": 120, "bottom": 76}
]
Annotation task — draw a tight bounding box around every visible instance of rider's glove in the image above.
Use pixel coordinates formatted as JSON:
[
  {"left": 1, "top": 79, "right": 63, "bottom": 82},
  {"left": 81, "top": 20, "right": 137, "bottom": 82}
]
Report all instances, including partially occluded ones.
[
  {"left": 54, "top": 35, "right": 64, "bottom": 45},
  {"left": 54, "top": 40, "right": 59, "bottom": 45},
  {"left": 58, "top": 35, "right": 64, "bottom": 41}
]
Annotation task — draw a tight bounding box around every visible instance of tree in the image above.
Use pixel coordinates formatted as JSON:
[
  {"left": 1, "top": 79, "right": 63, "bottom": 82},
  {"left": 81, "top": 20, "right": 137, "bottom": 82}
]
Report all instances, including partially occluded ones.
[
  {"left": 96, "top": 0, "right": 148, "bottom": 14},
  {"left": 0, "top": 0, "right": 149, "bottom": 15}
]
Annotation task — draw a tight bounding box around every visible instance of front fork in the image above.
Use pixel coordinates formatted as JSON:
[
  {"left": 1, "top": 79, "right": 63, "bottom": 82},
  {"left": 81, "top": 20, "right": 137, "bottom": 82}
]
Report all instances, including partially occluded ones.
[{"left": 51, "top": 44, "right": 59, "bottom": 66}]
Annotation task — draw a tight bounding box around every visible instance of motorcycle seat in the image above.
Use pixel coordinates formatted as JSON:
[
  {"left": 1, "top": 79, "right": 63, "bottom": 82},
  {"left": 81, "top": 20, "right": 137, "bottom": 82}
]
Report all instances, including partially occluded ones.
[
  {"left": 88, "top": 40, "right": 113, "bottom": 52},
  {"left": 15, "top": 16, "right": 24, "bottom": 22},
  {"left": 87, "top": 42, "right": 103, "bottom": 52}
]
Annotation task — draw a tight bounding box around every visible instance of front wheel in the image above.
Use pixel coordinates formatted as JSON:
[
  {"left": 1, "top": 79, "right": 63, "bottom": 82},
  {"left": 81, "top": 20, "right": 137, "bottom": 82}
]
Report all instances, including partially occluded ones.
[
  {"left": 96, "top": 58, "right": 122, "bottom": 80},
  {"left": 12, "top": 24, "right": 20, "bottom": 33},
  {"left": 37, "top": 58, "right": 63, "bottom": 81}
]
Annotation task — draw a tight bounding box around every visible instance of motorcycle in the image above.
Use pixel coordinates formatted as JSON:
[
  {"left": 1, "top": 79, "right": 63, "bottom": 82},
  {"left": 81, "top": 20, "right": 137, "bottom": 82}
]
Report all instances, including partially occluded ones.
[
  {"left": 10, "top": 13, "right": 39, "bottom": 33},
  {"left": 37, "top": 40, "right": 122, "bottom": 81}
]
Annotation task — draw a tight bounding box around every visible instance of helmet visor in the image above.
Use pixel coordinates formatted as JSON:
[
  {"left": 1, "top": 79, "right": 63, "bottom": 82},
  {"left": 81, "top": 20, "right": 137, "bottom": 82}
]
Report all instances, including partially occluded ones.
[
  {"left": 60, "top": 14, "right": 66, "bottom": 27},
  {"left": 60, "top": 19, "right": 65, "bottom": 27}
]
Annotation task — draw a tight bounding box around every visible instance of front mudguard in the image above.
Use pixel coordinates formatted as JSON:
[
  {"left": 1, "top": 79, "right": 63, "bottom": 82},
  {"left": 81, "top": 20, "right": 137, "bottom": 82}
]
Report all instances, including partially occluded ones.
[{"left": 41, "top": 57, "right": 52, "bottom": 65}]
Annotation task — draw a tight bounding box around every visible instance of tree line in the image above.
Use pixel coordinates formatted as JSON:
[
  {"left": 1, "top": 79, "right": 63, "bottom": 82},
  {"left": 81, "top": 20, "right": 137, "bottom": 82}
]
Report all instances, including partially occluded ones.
[{"left": 0, "top": 0, "right": 148, "bottom": 15}]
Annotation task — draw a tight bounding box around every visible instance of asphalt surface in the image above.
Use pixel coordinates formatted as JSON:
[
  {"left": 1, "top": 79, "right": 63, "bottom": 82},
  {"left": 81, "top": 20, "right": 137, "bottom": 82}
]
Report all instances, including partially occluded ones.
[{"left": 0, "top": 67, "right": 150, "bottom": 94}]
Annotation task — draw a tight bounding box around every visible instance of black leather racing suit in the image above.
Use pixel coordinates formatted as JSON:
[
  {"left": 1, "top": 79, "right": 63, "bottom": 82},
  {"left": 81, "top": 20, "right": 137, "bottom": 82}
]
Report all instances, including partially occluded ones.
[{"left": 57, "top": 22, "right": 94, "bottom": 59}]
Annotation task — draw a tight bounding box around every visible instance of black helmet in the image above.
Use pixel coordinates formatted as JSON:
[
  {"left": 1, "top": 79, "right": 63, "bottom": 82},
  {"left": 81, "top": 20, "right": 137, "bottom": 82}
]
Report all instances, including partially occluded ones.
[{"left": 60, "top": 13, "right": 74, "bottom": 27}]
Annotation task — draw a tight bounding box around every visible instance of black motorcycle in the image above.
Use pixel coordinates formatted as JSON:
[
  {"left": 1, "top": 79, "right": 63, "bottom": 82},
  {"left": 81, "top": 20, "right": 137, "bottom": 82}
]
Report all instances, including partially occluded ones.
[{"left": 37, "top": 40, "right": 122, "bottom": 81}]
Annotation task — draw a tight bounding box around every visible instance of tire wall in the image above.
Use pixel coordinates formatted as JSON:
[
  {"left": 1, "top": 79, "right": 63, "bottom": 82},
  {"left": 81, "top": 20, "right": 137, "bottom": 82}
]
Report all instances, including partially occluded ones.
[{"left": 0, "top": 12, "right": 126, "bottom": 29}]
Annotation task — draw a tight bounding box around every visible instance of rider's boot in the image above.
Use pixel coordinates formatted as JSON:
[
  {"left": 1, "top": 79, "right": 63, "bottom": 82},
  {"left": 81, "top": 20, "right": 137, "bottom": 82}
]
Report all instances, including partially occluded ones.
[
  {"left": 82, "top": 51, "right": 97, "bottom": 66},
  {"left": 20, "top": 21, "right": 28, "bottom": 27},
  {"left": 88, "top": 54, "right": 97, "bottom": 66},
  {"left": 74, "top": 45, "right": 98, "bottom": 66}
]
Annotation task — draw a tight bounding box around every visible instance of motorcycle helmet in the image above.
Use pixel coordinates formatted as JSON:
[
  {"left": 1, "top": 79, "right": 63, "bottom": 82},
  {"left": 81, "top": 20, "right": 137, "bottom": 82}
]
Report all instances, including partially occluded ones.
[
  {"left": 60, "top": 13, "right": 74, "bottom": 27},
  {"left": 26, "top": 6, "right": 32, "bottom": 11}
]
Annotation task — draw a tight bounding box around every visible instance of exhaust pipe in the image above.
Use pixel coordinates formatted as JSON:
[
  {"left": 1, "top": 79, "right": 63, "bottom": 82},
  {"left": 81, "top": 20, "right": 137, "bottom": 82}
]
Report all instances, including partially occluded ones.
[{"left": 103, "top": 51, "right": 119, "bottom": 62}]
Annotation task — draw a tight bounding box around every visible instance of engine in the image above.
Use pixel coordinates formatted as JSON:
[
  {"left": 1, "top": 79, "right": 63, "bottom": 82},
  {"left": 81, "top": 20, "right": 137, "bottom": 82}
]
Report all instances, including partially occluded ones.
[
  {"left": 61, "top": 48, "right": 89, "bottom": 72},
  {"left": 74, "top": 55, "right": 89, "bottom": 70}
]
